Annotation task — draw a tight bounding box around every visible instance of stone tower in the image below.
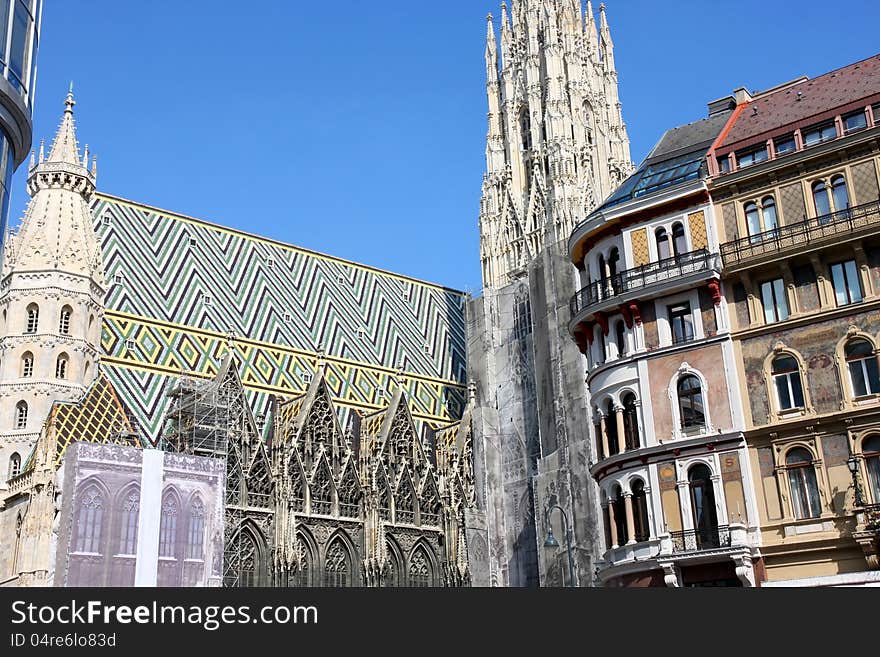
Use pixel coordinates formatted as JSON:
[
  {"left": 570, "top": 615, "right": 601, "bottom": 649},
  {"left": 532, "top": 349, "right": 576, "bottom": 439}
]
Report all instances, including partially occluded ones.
[
  {"left": 468, "top": 1, "right": 632, "bottom": 586},
  {"left": 0, "top": 88, "right": 104, "bottom": 484}
]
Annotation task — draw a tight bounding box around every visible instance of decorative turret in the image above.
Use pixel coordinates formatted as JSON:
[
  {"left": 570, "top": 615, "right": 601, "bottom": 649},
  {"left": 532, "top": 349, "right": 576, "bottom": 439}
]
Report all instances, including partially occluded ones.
[{"left": 0, "top": 88, "right": 106, "bottom": 487}]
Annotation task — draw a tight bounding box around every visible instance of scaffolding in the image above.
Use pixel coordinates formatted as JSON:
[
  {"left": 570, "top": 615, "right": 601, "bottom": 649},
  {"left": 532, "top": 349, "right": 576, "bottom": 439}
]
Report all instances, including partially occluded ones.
[{"left": 164, "top": 369, "right": 256, "bottom": 588}]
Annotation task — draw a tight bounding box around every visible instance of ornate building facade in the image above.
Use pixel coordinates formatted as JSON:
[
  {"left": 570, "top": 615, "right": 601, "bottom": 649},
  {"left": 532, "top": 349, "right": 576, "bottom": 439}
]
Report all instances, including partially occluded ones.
[{"left": 469, "top": 0, "right": 632, "bottom": 587}]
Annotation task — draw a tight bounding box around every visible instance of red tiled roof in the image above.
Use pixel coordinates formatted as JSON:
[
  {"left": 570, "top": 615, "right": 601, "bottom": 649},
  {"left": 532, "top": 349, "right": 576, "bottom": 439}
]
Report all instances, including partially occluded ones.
[{"left": 719, "top": 53, "right": 880, "bottom": 151}]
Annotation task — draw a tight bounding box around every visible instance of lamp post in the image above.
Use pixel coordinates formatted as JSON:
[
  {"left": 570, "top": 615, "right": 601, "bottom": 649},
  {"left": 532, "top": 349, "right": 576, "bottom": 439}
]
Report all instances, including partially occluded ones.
[
  {"left": 847, "top": 455, "right": 866, "bottom": 508},
  {"left": 543, "top": 503, "right": 576, "bottom": 587}
]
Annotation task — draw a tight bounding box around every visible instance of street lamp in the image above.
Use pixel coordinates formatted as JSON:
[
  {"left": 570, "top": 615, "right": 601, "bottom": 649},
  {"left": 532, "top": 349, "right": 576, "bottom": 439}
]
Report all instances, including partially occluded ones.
[
  {"left": 847, "top": 455, "right": 866, "bottom": 508},
  {"left": 544, "top": 503, "right": 576, "bottom": 587}
]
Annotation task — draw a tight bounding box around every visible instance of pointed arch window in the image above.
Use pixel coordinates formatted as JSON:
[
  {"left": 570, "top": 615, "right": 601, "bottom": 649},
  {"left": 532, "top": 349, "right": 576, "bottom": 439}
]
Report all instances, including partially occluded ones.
[
  {"left": 74, "top": 484, "right": 104, "bottom": 553},
  {"left": 8, "top": 452, "right": 21, "bottom": 479},
  {"left": 520, "top": 110, "right": 532, "bottom": 152},
  {"left": 21, "top": 352, "right": 33, "bottom": 378},
  {"left": 385, "top": 541, "right": 403, "bottom": 587},
  {"left": 289, "top": 536, "right": 314, "bottom": 587},
  {"left": 631, "top": 479, "right": 650, "bottom": 542},
  {"left": 396, "top": 478, "right": 416, "bottom": 525},
  {"left": 863, "top": 436, "right": 880, "bottom": 503},
  {"left": 187, "top": 497, "right": 205, "bottom": 559},
  {"left": 678, "top": 375, "right": 705, "bottom": 430},
  {"left": 14, "top": 401, "right": 27, "bottom": 430},
  {"left": 118, "top": 488, "right": 139, "bottom": 555},
  {"left": 846, "top": 339, "right": 880, "bottom": 397},
  {"left": 655, "top": 227, "right": 671, "bottom": 260},
  {"left": 323, "top": 540, "right": 350, "bottom": 587},
  {"left": 25, "top": 304, "right": 38, "bottom": 334},
  {"left": 786, "top": 448, "right": 821, "bottom": 519},
  {"left": 55, "top": 353, "right": 69, "bottom": 380},
  {"left": 672, "top": 222, "right": 687, "bottom": 257},
  {"left": 240, "top": 530, "right": 264, "bottom": 587},
  {"left": 622, "top": 393, "right": 639, "bottom": 451},
  {"left": 59, "top": 305, "right": 72, "bottom": 335},
  {"left": 158, "top": 493, "right": 179, "bottom": 558},
  {"left": 772, "top": 355, "right": 805, "bottom": 411},
  {"left": 310, "top": 461, "right": 333, "bottom": 515},
  {"left": 408, "top": 547, "right": 435, "bottom": 588}
]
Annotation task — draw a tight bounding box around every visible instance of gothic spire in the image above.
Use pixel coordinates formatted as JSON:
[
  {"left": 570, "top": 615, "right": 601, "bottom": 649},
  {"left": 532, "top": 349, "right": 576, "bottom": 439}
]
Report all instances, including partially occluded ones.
[{"left": 46, "top": 83, "right": 82, "bottom": 166}]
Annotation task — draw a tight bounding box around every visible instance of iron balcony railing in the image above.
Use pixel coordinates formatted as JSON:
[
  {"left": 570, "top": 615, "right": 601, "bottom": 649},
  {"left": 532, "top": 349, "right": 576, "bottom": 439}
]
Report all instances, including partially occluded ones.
[
  {"left": 670, "top": 525, "right": 732, "bottom": 553},
  {"left": 865, "top": 503, "right": 880, "bottom": 531},
  {"left": 570, "top": 248, "right": 717, "bottom": 318},
  {"left": 720, "top": 199, "right": 880, "bottom": 268}
]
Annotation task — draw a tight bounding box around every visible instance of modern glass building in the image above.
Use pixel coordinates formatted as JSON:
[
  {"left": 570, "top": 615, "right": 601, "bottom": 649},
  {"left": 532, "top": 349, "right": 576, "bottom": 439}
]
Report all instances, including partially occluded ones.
[{"left": 0, "top": 0, "right": 41, "bottom": 243}]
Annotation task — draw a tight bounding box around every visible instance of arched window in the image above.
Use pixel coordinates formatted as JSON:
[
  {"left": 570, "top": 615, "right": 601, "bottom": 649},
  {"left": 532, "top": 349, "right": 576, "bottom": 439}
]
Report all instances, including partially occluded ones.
[
  {"left": 74, "top": 484, "right": 104, "bottom": 553},
  {"left": 831, "top": 175, "right": 849, "bottom": 213},
  {"left": 56, "top": 353, "right": 69, "bottom": 380},
  {"left": 672, "top": 222, "right": 687, "bottom": 256},
  {"left": 772, "top": 355, "right": 805, "bottom": 410},
  {"left": 21, "top": 352, "right": 33, "bottom": 378},
  {"left": 408, "top": 546, "right": 435, "bottom": 588},
  {"left": 812, "top": 181, "right": 831, "bottom": 219},
  {"left": 631, "top": 479, "right": 650, "bottom": 542},
  {"left": 8, "top": 452, "right": 21, "bottom": 479},
  {"left": 59, "top": 306, "right": 72, "bottom": 335},
  {"left": 385, "top": 541, "right": 403, "bottom": 587},
  {"left": 118, "top": 488, "right": 139, "bottom": 555},
  {"left": 395, "top": 477, "right": 416, "bottom": 525},
  {"left": 324, "top": 540, "right": 351, "bottom": 587},
  {"left": 597, "top": 328, "right": 607, "bottom": 366},
  {"left": 608, "top": 248, "right": 620, "bottom": 277},
  {"left": 598, "top": 254, "right": 607, "bottom": 282},
  {"left": 786, "top": 448, "right": 821, "bottom": 519},
  {"left": 158, "top": 492, "right": 179, "bottom": 558},
  {"left": 864, "top": 436, "right": 880, "bottom": 503},
  {"left": 240, "top": 530, "right": 263, "bottom": 587},
  {"left": 745, "top": 202, "right": 761, "bottom": 239},
  {"left": 615, "top": 320, "right": 626, "bottom": 357},
  {"left": 846, "top": 340, "right": 880, "bottom": 397},
  {"left": 622, "top": 393, "right": 639, "bottom": 451},
  {"left": 520, "top": 110, "right": 532, "bottom": 151},
  {"left": 605, "top": 399, "right": 619, "bottom": 456},
  {"left": 656, "top": 227, "right": 671, "bottom": 260},
  {"left": 612, "top": 486, "right": 627, "bottom": 547},
  {"left": 25, "top": 304, "right": 39, "bottom": 334},
  {"left": 689, "top": 464, "right": 719, "bottom": 548},
  {"left": 677, "top": 375, "right": 705, "bottom": 430},
  {"left": 761, "top": 196, "right": 778, "bottom": 236},
  {"left": 14, "top": 401, "right": 27, "bottom": 430},
  {"left": 187, "top": 497, "right": 205, "bottom": 559},
  {"left": 290, "top": 535, "right": 315, "bottom": 587}
]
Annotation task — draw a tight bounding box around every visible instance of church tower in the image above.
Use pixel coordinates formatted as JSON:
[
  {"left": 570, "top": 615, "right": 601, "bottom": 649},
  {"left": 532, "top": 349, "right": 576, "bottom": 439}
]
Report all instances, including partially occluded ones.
[
  {"left": 0, "top": 88, "right": 104, "bottom": 484},
  {"left": 468, "top": 1, "right": 632, "bottom": 586}
]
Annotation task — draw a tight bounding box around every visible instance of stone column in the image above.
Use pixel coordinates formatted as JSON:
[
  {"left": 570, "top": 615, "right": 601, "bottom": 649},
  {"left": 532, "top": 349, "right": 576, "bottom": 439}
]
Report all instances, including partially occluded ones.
[
  {"left": 779, "top": 262, "right": 799, "bottom": 317},
  {"left": 853, "top": 244, "right": 875, "bottom": 299},
  {"left": 809, "top": 254, "right": 834, "bottom": 310},
  {"left": 624, "top": 493, "right": 636, "bottom": 544},
  {"left": 614, "top": 405, "right": 626, "bottom": 454},
  {"left": 607, "top": 497, "right": 619, "bottom": 548}
]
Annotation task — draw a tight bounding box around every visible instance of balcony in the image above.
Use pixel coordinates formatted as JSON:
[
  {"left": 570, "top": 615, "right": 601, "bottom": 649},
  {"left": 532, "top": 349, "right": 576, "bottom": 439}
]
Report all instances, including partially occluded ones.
[
  {"left": 669, "top": 525, "right": 732, "bottom": 553},
  {"left": 569, "top": 249, "right": 720, "bottom": 324},
  {"left": 720, "top": 199, "right": 880, "bottom": 271}
]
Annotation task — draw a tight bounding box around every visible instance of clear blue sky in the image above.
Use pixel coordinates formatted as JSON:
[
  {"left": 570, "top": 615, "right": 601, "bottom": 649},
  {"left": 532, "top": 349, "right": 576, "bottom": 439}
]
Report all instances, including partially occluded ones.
[{"left": 10, "top": 1, "right": 880, "bottom": 293}]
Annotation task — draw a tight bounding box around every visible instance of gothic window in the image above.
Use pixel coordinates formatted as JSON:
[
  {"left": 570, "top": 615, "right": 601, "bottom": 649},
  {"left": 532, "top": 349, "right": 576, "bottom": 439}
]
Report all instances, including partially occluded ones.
[
  {"left": 337, "top": 463, "right": 359, "bottom": 518},
  {"left": 74, "top": 484, "right": 104, "bottom": 553},
  {"left": 378, "top": 477, "right": 392, "bottom": 522},
  {"left": 323, "top": 540, "right": 351, "bottom": 587},
  {"left": 289, "top": 535, "right": 314, "bottom": 587},
  {"left": 672, "top": 222, "right": 687, "bottom": 257},
  {"left": 158, "top": 492, "right": 179, "bottom": 558},
  {"left": 187, "top": 497, "right": 205, "bottom": 559},
  {"left": 55, "top": 353, "right": 69, "bottom": 380},
  {"left": 656, "top": 227, "right": 671, "bottom": 261},
  {"left": 408, "top": 546, "right": 434, "bottom": 588},
  {"left": 677, "top": 375, "right": 705, "bottom": 430},
  {"left": 385, "top": 541, "right": 403, "bottom": 587},
  {"left": 395, "top": 476, "right": 416, "bottom": 525},
  {"left": 8, "top": 452, "right": 21, "bottom": 479},
  {"left": 631, "top": 479, "right": 650, "bottom": 542},
  {"left": 863, "top": 436, "right": 880, "bottom": 503},
  {"left": 772, "top": 355, "right": 805, "bottom": 411},
  {"left": 118, "top": 488, "right": 139, "bottom": 555},
  {"left": 310, "top": 459, "right": 333, "bottom": 515},
  {"left": 688, "top": 464, "right": 720, "bottom": 549},
  {"left": 520, "top": 110, "right": 532, "bottom": 151},
  {"left": 419, "top": 476, "right": 442, "bottom": 527},
  {"left": 25, "top": 303, "right": 38, "bottom": 334},
  {"left": 289, "top": 462, "right": 306, "bottom": 512},
  {"left": 786, "top": 448, "right": 821, "bottom": 519},
  {"left": 14, "top": 401, "right": 27, "bottom": 430},
  {"left": 240, "top": 530, "right": 263, "bottom": 587},
  {"left": 247, "top": 451, "right": 272, "bottom": 508},
  {"left": 59, "top": 305, "right": 72, "bottom": 335},
  {"left": 622, "top": 393, "right": 639, "bottom": 451},
  {"left": 21, "top": 352, "right": 33, "bottom": 378},
  {"left": 845, "top": 340, "right": 880, "bottom": 397}
]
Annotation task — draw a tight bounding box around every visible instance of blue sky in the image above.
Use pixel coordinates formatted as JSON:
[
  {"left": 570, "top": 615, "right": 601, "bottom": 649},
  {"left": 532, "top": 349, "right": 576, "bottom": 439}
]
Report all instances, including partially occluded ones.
[{"left": 10, "top": 1, "right": 880, "bottom": 293}]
